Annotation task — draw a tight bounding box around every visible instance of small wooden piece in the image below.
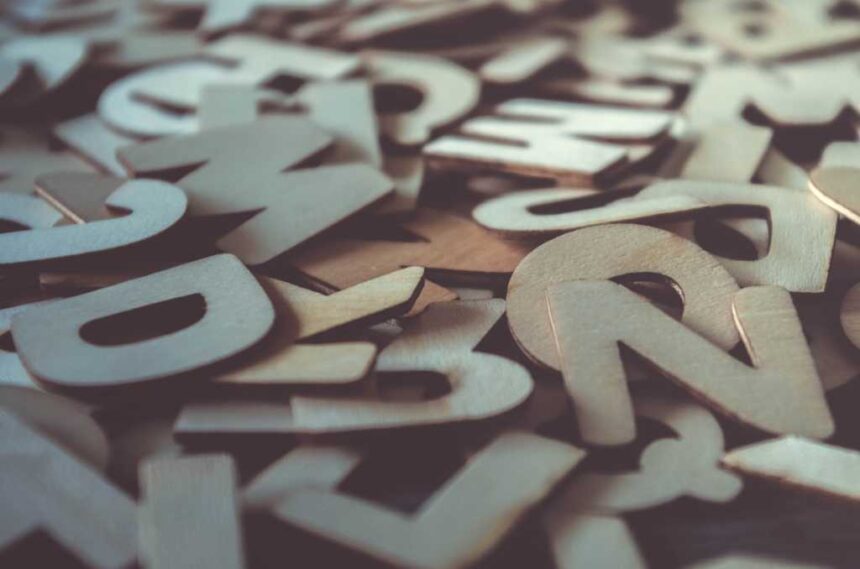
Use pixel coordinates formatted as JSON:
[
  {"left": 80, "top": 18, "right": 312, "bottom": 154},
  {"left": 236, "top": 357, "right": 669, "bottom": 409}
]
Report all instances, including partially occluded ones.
[
  {"left": 0, "top": 385, "right": 108, "bottom": 470},
  {"left": 0, "top": 36, "right": 88, "bottom": 105},
  {"left": 639, "top": 180, "right": 837, "bottom": 292},
  {"left": 473, "top": 187, "right": 705, "bottom": 236},
  {"left": 688, "top": 555, "right": 829, "bottom": 569},
  {"left": 273, "top": 432, "right": 584, "bottom": 569},
  {"left": 244, "top": 445, "right": 363, "bottom": 510},
  {"left": 0, "top": 411, "right": 136, "bottom": 569},
  {"left": 8, "top": 0, "right": 117, "bottom": 30},
  {"left": 543, "top": 514, "right": 647, "bottom": 569},
  {"left": 148, "top": 0, "right": 337, "bottom": 36},
  {"left": 678, "top": 122, "right": 773, "bottom": 182},
  {"left": 363, "top": 50, "right": 481, "bottom": 147},
  {"left": 0, "top": 127, "right": 92, "bottom": 194},
  {"left": 289, "top": 299, "right": 533, "bottom": 434},
  {"left": 12, "top": 254, "right": 275, "bottom": 389},
  {"left": 337, "top": 0, "right": 495, "bottom": 45},
  {"left": 723, "top": 437, "right": 860, "bottom": 503},
  {"left": 218, "top": 343, "right": 377, "bottom": 386},
  {"left": 685, "top": 0, "right": 860, "bottom": 62},
  {"left": 477, "top": 99, "right": 675, "bottom": 141},
  {"left": 54, "top": 114, "right": 138, "bottom": 176},
  {"left": 290, "top": 209, "right": 532, "bottom": 299},
  {"left": 508, "top": 181, "right": 836, "bottom": 292},
  {"left": 120, "top": 117, "right": 393, "bottom": 265},
  {"left": 177, "top": 300, "right": 533, "bottom": 435},
  {"left": 266, "top": 266, "right": 424, "bottom": 340},
  {"left": 546, "top": 281, "right": 833, "bottom": 445},
  {"left": 0, "top": 176, "right": 187, "bottom": 268},
  {"left": 0, "top": 191, "right": 63, "bottom": 229},
  {"left": 809, "top": 167, "right": 860, "bottom": 226},
  {"left": 426, "top": 119, "right": 627, "bottom": 185},
  {"left": 35, "top": 171, "right": 121, "bottom": 223},
  {"left": 552, "top": 396, "right": 742, "bottom": 512},
  {"left": 506, "top": 224, "right": 740, "bottom": 370},
  {"left": 99, "top": 36, "right": 358, "bottom": 136},
  {"left": 479, "top": 37, "right": 568, "bottom": 85},
  {"left": 215, "top": 267, "right": 423, "bottom": 385},
  {"left": 539, "top": 78, "right": 674, "bottom": 108},
  {"left": 139, "top": 454, "right": 245, "bottom": 569}
]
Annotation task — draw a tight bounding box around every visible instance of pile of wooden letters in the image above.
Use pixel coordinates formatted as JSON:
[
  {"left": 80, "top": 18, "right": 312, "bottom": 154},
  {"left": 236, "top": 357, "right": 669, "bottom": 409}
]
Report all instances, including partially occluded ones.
[{"left": 3, "top": 0, "right": 860, "bottom": 567}]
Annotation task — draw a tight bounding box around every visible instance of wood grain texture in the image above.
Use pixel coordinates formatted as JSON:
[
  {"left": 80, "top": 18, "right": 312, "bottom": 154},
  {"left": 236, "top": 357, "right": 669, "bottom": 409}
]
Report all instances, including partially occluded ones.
[
  {"left": 546, "top": 281, "right": 832, "bottom": 445},
  {"left": 507, "top": 223, "right": 740, "bottom": 370},
  {"left": 12, "top": 254, "right": 275, "bottom": 389},
  {"left": 139, "top": 454, "right": 245, "bottom": 569},
  {"left": 273, "top": 432, "right": 585, "bottom": 569}
]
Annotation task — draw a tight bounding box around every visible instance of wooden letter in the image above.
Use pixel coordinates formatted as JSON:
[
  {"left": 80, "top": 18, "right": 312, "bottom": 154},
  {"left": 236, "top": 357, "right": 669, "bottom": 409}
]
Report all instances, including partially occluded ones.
[
  {"left": 12, "top": 254, "right": 275, "bottom": 389},
  {"left": 0, "top": 411, "right": 136, "bottom": 569},
  {"left": 723, "top": 436, "right": 860, "bottom": 504},
  {"left": 120, "top": 117, "right": 393, "bottom": 265},
  {"left": 0, "top": 176, "right": 187, "bottom": 269},
  {"left": 507, "top": 223, "right": 740, "bottom": 370},
  {"left": 290, "top": 299, "right": 533, "bottom": 433},
  {"left": 139, "top": 455, "right": 245, "bottom": 569},
  {"left": 274, "top": 432, "right": 584, "bottom": 569},
  {"left": 546, "top": 281, "right": 833, "bottom": 445}
]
